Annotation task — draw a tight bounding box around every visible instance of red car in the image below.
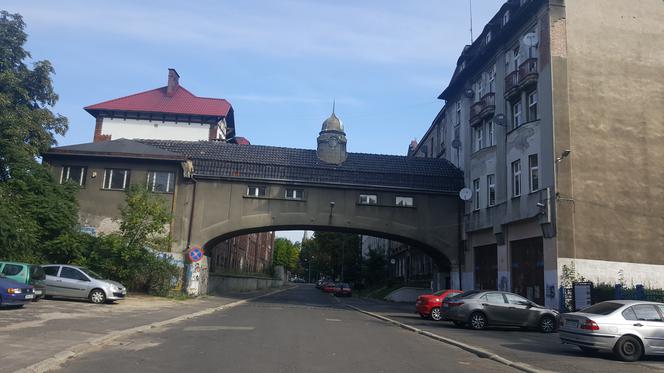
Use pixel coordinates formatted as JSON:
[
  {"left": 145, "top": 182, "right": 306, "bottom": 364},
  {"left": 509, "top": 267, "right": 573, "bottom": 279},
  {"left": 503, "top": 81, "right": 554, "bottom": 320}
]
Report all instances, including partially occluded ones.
[
  {"left": 322, "top": 282, "right": 337, "bottom": 293},
  {"left": 415, "top": 289, "right": 463, "bottom": 321},
  {"left": 333, "top": 283, "right": 352, "bottom": 297}
]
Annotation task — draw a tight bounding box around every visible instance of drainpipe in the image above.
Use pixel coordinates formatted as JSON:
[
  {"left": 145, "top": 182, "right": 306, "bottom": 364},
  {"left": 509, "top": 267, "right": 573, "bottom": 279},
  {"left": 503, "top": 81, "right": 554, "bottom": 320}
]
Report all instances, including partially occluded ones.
[{"left": 185, "top": 175, "right": 198, "bottom": 251}]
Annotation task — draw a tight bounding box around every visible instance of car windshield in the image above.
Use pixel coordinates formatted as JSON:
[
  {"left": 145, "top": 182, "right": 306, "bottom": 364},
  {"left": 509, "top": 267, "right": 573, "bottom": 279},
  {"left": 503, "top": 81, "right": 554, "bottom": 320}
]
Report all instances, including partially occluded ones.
[
  {"left": 30, "top": 265, "right": 46, "bottom": 280},
  {"left": 450, "top": 290, "right": 479, "bottom": 299},
  {"left": 433, "top": 290, "right": 447, "bottom": 296},
  {"left": 581, "top": 302, "right": 623, "bottom": 315},
  {"left": 78, "top": 267, "right": 104, "bottom": 280}
]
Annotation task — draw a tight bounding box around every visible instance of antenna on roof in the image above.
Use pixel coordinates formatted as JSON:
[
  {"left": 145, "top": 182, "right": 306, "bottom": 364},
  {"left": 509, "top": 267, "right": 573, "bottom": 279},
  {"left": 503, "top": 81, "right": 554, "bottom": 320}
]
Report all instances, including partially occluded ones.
[{"left": 469, "top": 0, "right": 474, "bottom": 43}]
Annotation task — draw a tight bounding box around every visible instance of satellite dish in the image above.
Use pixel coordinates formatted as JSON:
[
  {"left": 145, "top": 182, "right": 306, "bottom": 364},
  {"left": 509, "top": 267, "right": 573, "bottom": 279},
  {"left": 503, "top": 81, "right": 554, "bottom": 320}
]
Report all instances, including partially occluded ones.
[
  {"left": 390, "top": 259, "right": 396, "bottom": 265},
  {"left": 452, "top": 139, "right": 462, "bottom": 149},
  {"left": 464, "top": 88, "right": 475, "bottom": 98},
  {"left": 522, "top": 32, "right": 538, "bottom": 47},
  {"left": 459, "top": 187, "right": 472, "bottom": 201}
]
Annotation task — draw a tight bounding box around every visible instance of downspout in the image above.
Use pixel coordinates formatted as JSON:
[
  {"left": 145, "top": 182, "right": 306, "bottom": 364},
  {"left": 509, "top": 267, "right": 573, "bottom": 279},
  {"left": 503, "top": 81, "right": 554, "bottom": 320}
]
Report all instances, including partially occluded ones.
[{"left": 186, "top": 175, "right": 198, "bottom": 251}]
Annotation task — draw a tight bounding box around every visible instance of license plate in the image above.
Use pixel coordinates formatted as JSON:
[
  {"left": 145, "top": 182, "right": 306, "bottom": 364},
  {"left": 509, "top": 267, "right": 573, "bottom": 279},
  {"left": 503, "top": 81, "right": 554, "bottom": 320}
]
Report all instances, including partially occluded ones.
[
  {"left": 25, "top": 294, "right": 35, "bottom": 299},
  {"left": 34, "top": 290, "right": 43, "bottom": 295},
  {"left": 566, "top": 320, "right": 578, "bottom": 328}
]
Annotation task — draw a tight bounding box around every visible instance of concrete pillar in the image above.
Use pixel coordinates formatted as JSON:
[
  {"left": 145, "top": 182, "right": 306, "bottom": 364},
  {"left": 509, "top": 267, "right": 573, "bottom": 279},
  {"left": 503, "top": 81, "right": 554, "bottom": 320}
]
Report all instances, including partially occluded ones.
[
  {"left": 543, "top": 236, "right": 558, "bottom": 308},
  {"left": 461, "top": 246, "right": 474, "bottom": 291},
  {"left": 497, "top": 242, "right": 510, "bottom": 291},
  {"left": 450, "top": 261, "right": 461, "bottom": 290}
]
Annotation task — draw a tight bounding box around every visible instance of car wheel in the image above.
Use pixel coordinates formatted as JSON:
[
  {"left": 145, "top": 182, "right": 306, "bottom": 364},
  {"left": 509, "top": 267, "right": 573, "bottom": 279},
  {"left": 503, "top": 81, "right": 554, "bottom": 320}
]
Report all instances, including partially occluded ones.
[
  {"left": 89, "top": 289, "right": 107, "bottom": 304},
  {"left": 613, "top": 335, "right": 643, "bottom": 362},
  {"left": 469, "top": 312, "right": 487, "bottom": 330},
  {"left": 539, "top": 315, "right": 556, "bottom": 333},
  {"left": 452, "top": 321, "right": 465, "bottom": 327},
  {"left": 579, "top": 346, "right": 599, "bottom": 354},
  {"left": 430, "top": 307, "right": 443, "bottom": 321}
]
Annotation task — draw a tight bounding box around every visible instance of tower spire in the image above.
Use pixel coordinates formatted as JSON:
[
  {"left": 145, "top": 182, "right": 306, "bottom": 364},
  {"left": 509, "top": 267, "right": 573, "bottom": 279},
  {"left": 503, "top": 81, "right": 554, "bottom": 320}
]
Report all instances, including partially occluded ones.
[{"left": 332, "top": 99, "right": 336, "bottom": 115}]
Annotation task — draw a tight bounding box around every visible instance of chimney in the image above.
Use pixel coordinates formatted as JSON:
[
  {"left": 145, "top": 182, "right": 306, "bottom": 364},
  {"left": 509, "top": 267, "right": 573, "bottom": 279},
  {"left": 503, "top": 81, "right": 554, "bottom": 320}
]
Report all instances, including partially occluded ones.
[{"left": 167, "top": 68, "right": 180, "bottom": 97}]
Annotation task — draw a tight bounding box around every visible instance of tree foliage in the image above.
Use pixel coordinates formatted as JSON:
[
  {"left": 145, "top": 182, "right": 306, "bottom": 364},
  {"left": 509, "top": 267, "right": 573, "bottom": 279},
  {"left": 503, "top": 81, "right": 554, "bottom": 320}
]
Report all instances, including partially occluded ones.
[
  {"left": 273, "top": 237, "right": 300, "bottom": 271},
  {"left": 298, "top": 232, "right": 361, "bottom": 283}
]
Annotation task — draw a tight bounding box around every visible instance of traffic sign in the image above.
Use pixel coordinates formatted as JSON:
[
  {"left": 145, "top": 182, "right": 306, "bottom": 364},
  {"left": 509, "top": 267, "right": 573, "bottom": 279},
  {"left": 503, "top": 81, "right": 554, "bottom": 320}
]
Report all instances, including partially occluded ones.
[{"left": 188, "top": 246, "right": 204, "bottom": 262}]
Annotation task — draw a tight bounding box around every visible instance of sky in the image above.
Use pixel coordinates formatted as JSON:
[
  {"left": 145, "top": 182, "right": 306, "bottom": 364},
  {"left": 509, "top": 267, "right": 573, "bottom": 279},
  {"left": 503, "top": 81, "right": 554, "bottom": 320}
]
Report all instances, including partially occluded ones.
[{"left": 4, "top": 0, "right": 504, "bottom": 243}]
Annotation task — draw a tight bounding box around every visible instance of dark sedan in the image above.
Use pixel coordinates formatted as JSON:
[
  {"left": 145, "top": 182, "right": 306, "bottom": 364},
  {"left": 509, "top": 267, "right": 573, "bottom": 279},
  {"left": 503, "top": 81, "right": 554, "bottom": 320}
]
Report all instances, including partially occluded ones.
[{"left": 444, "top": 290, "right": 559, "bottom": 333}]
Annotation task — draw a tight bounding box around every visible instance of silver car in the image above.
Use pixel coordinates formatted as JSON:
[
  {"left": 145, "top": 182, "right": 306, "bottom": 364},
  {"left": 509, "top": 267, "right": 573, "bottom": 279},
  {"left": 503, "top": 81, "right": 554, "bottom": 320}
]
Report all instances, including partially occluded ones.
[
  {"left": 444, "top": 290, "right": 559, "bottom": 333},
  {"left": 559, "top": 300, "right": 664, "bottom": 361},
  {"left": 42, "top": 264, "right": 126, "bottom": 304}
]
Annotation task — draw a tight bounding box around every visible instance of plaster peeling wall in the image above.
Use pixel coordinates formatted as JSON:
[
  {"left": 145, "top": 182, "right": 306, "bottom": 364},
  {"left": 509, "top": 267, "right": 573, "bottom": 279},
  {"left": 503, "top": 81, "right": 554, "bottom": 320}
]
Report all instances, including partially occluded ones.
[
  {"left": 558, "top": 257, "right": 664, "bottom": 289},
  {"left": 102, "top": 117, "right": 210, "bottom": 141}
]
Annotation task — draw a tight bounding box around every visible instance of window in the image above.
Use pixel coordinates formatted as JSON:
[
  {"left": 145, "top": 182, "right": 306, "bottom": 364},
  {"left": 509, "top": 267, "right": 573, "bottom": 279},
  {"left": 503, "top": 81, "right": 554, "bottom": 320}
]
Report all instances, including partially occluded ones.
[
  {"left": 246, "top": 186, "right": 267, "bottom": 197},
  {"left": 505, "top": 293, "right": 529, "bottom": 305},
  {"left": 474, "top": 126, "right": 483, "bottom": 151},
  {"left": 60, "top": 166, "right": 86, "bottom": 186},
  {"left": 632, "top": 305, "right": 663, "bottom": 321},
  {"left": 581, "top": 302, "right": 622, "bottom": 315},
  {"left": 456, "top": 101, "right": 462, "bottom": 125},
  {"left": 622, "top": 307, "right": 638, "bottom": 321},
  {"left": 511, "top": 160, "right": 521, "bottom": 197},
  {"left": 512, "top": 101, "right": 523, "bottom": 128},
  {"left": 476, "top": 79, "right": 484, "bottom": 102},
  {"left": 59, "top": 267, "right": 89, "bottom": 281},
  {"left": 147, "top": 171, "right": 175, "bottom": 193},
  {"left": 485, "top": 31, "right": 492, "bottom": 44},
  {"left": 503, "top": 10, "right": 510, "bottom": 25},
  {"left": 473, "top": 179, "right": 480, "bottom": 210},
  {"left": 528, "top": 91, "right": 538, "bottom": 121},
  {"left": 285, "top": 188, "right": 304, "bottom": 200},
  {"left": 1, "top": 264, "right": 24, "bottom": 276},
  {"left": 488, "top": 65, "right": 496, "bottom": 93},
  {"left": 395, "top": 196, "right": 414, "bottom": 207},
  {"left": 43, "top": 266, "right": 59, "bottom": 276},
  {"left": 359, "top": 194, "right": 378, "bottom": 205},
  {"left": 488, "top": 120, "right": 495, "bottom": 146},
  {"left": 430, "top": 138, "right": 434, "bottom": 157},
  {"left": 528, "top": 154, "right": 539, "bottom": 192},
  {"left": 102, "top": 169, "right": 129, "bottom": 190},
  {"left": 487, "top": 174, "right": 496, "bottom": 206},
  {"left": 513, "top": 47, "right": 520, "bottom": 72},
  {"left": 481, "top": 293, "right": 506, "bottom": 304}
]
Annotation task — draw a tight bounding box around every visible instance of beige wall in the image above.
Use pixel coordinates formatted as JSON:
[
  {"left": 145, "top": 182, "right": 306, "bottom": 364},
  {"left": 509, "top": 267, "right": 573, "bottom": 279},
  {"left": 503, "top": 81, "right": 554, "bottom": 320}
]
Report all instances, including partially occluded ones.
[{"left": 554, "top": 0, "right": 664, "bottom": 264}]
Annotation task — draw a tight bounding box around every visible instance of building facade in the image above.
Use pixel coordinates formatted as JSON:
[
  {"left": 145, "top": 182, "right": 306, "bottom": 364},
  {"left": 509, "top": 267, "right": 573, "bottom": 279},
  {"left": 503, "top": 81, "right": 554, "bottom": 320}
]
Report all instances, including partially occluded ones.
[{"left": 412, "top": 0, "right": 664, "bottom": 307}]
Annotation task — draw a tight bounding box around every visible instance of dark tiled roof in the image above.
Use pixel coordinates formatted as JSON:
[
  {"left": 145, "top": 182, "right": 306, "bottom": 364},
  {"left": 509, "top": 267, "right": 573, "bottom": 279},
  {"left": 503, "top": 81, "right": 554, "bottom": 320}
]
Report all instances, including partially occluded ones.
[
  {"left": 44, "top": 138, "right": 186, "bottom": 161},
  {"left": 138, "top": 140, "right": 463, "bottom": 193}
]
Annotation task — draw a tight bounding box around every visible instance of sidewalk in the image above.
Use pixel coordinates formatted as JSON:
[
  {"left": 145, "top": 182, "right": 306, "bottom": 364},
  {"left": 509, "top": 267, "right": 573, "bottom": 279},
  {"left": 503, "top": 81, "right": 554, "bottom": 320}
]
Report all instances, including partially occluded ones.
[
  {"left": 339, "top": 296, "right": 664, "bottom": 373},
  {"left": 0, "top": 289, "right": 282, "bottom": 373}
]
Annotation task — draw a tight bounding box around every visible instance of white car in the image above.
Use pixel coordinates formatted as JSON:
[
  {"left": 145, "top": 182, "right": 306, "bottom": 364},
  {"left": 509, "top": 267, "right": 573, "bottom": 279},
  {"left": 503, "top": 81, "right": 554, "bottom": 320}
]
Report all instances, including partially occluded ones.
[{"left": 559, "top": 300, "right": 664, "bottom": 361}]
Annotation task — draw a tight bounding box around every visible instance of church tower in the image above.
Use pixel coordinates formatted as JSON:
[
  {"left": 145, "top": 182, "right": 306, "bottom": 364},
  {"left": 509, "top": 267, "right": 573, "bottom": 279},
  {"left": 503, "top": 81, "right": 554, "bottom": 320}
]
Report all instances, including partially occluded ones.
[{"left": 316, "top": 106, "right": 347, "bottom": 165}]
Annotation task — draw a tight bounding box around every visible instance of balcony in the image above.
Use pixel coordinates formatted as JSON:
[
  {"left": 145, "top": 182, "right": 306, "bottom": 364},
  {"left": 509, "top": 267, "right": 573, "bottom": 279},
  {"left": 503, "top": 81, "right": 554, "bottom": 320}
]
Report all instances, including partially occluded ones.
[
  {"left": 470, "top": 93, "right": 496, "bottom": 126},
  {"left": 518, "top": 58, "right": 538, "bottom": 88},
  {"left": 504, "top": 70, "right": 519, "bottom": 100}
]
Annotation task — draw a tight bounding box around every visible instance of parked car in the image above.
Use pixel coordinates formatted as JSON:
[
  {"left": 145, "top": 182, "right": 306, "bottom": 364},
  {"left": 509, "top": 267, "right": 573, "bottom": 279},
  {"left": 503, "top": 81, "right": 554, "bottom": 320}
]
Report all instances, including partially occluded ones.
[
  {"left": 292, "top": 278, "right": 306, "bottom": 283},
  {"left": 333, "top": 283, "right": 352, "bottom": 297},
  {"left": 0, "top": 261, "right": 46, "bottom": 301},
  {"left": 444, "top": 290, "right": 559, "bottom": 333},
  {"left": 42, "top": 264, "right": 127, "bottom": 304},
  {"left": 322, "top": 282, "right": 337, "bottom": 293},
  {"left": 415, "top": 289, "right": 463, "bottom": 321},
  {"left": 316, "top": 279, "right": 325, "bottom": 289},
  {"left": 0, "top": 273, "right": 35, "bottom": 308},
  {"left": 559, "top": 300, "right": 664, "bottom": 361}
]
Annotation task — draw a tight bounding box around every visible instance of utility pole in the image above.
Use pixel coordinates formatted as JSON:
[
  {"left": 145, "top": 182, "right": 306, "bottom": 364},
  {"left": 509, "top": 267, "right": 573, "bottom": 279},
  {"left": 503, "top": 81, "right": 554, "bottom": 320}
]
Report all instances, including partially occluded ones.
[{"left": 341, "top": 239, "right": 345, "bottom": 281}]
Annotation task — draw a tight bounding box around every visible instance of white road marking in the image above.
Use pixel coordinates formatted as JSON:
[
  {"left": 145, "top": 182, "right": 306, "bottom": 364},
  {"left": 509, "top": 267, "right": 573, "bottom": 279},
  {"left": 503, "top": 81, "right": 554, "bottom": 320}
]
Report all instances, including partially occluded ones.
[
  {"left": 325, "top": 318, "right": 342, "bottom": 322},
  {"left": 183, "top": 326, "right": 255, "bottom": 331}
]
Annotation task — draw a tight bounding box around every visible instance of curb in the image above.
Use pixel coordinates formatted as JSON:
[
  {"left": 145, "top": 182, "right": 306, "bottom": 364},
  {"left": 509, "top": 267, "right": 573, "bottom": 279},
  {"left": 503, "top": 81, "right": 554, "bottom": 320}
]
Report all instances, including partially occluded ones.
[
  {"left": 15, "top": 286, "right": 295, "bottom": 373},
  {"left": 345, "top": 304, "right": 555, "bottom": 373}
]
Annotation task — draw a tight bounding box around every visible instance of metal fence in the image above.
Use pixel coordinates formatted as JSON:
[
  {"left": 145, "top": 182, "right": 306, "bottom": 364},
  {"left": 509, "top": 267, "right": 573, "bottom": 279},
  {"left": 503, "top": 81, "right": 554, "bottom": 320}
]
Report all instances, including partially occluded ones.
[{"left": 559, "top": 284, "right": 664, "bottom": 312}]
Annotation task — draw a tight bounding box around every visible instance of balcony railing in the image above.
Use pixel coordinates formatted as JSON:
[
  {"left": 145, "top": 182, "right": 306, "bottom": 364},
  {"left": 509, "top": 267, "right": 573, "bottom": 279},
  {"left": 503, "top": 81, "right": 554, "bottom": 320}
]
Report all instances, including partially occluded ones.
[
  {"left": 470, "top": 93, "right": 496, "bottom": 126},
  {"left": 518, "top": 58, "right": 538, "bottom": 87},
  {"left": 504, "top": 70, "right": 519, "bottom": 99}
]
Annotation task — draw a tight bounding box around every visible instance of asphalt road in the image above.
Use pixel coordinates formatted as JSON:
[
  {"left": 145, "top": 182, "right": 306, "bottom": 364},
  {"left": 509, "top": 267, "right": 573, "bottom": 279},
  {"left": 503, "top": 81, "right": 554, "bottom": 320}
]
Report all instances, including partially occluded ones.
[
  {"left": 339, "top": 296, "right": 664, "bottom": 373},
  {"left": 55, "top": 285, "right": 514, "bottom": 373}
]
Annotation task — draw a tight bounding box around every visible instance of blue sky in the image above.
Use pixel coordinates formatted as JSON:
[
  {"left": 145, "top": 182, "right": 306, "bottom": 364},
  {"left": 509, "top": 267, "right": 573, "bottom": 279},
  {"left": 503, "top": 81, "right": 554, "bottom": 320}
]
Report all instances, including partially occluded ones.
[{"left": 5, "top": 0, "right": 504, "bottom": 242}]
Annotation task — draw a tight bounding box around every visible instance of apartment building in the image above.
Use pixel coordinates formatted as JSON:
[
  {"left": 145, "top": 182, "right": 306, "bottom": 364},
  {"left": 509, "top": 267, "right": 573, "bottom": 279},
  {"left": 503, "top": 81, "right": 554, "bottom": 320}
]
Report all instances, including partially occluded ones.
[{"left": 412, "top": 0, "right": 664, "bottom": 308}]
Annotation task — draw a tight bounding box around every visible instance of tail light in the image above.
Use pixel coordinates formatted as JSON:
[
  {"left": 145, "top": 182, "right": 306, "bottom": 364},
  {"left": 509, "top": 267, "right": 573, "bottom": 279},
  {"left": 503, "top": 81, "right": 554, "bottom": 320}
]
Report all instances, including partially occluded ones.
[
  {"left": 448, "top": 301, "right": 464, "bottom": 307},
  {"left": 580, "top": 319, "right": 600, "bottom": 331}
]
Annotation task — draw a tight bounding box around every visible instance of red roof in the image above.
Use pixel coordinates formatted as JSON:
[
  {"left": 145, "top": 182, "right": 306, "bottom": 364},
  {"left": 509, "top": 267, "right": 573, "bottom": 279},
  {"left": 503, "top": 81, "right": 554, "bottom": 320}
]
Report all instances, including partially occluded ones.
[{"left": 85, "top": 86, "right": 232, "bottom": 118}]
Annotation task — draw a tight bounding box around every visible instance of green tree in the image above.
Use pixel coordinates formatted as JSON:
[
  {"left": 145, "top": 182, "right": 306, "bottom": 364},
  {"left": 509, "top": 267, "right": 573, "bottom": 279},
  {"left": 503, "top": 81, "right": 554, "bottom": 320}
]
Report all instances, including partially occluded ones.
[
  {"left": 273, "top": 237, "right": 300, "bottom": 272},
  {"left": 299, "top": 232, "right": 360, "bottom": 283},
  {"left": 0, "top": 11, "right": 77, "bottom": 262},
  {"left": 0, "top": 11, "right": 68, "bottom": 181},
  {"left": 363, "top": 248, "right": 387, "bottom": 286}
]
